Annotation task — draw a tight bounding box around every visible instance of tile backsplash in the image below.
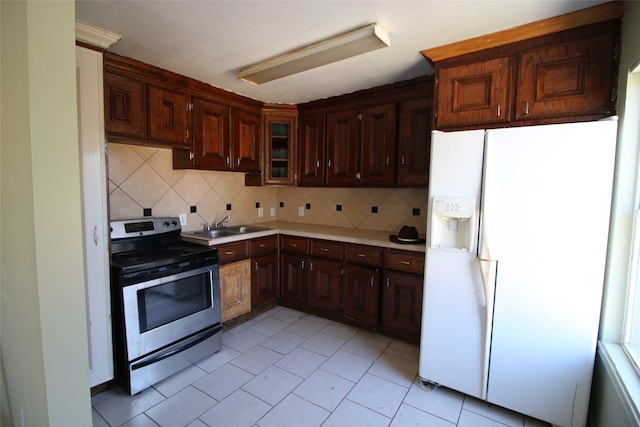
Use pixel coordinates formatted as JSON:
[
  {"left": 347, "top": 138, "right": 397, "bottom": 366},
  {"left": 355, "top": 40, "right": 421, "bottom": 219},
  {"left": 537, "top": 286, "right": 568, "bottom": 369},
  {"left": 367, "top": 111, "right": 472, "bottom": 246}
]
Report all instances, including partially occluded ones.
[{"left": 107, "top": 143, "right": 427, "bottom": 234}]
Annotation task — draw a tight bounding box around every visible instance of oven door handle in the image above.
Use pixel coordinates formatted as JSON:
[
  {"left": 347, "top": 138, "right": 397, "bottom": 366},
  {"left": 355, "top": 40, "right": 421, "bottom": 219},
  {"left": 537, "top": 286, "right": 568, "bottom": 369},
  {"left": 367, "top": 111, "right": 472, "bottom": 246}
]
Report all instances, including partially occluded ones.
[{"left": 131, "top": 323, "right": 223, "bottom": 371}]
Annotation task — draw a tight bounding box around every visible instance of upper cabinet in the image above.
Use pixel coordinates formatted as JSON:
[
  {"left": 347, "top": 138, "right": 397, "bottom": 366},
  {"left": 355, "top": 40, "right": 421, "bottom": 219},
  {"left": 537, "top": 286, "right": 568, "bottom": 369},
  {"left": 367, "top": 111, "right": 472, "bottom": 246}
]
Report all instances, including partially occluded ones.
[
  {"left": 425, "top": 11, "right": 622, "bottom": 130},
  {"left": 298, "top": 76, "right": 433, "bottom": 188},
  {"left": 103, "top": 53, "right": 262, "bottom": 173},
  {"left": 263, "top": 105, "right": 297, "bottom": 185}
]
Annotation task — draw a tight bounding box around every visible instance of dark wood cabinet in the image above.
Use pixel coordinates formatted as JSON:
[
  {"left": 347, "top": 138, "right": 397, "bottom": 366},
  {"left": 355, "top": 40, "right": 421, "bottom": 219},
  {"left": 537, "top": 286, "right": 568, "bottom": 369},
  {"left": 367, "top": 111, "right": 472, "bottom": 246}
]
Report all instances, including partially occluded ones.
[
  {"left": 381, "top": 271, "right": 423, "bottom": 340},
  {"left": 297, "top": 76, "right": 433, "bottom": 188},
  {"left": 396, "top": 97, "right": 431, "bottom": 187},
  {"left": 103, "top": 53, "right": 263, "bottom": 173},
  {"left": 232, "top": 108, "right": 261, "bottom": 173},
  {"left": 298, "top": 112, "right": 326, "bottom": 186},
  {"left": 326, "top": 109, "right": 359, "bottom": 186},
  {"left": 309, "top": 257, "right": 342, "bottom": 312},
  {"left": 105, "top": 72, "right": 146, "bottom": 141},
  {"left": 192, "top": 97, "right": 230, "bottom": 169},
  {"left": 250, "top": 236, "right": 278, "bottom": 307},
  {"left": 360, "top": 103, "right": 396, "bottom": 186},
  {"left": 280, "top": 252, "right": 308, "bottom": 308},
  {"left": 431, "top": 20, "right": 620, "bottom": 130},
  {"left": 515, "top": 34, "right": 615, "bottom": 120},
  {"left": 147, "top": 85, "right": 189, "bottom": 148},
  {"left": 264, "top": 107, "right": 297, "bottom": 185},
  {"left": 436, "top": 56, "right": 511, "bottom": 129},
  {"left": 343, "top": 263, "right": 380, "bottom": 328}
]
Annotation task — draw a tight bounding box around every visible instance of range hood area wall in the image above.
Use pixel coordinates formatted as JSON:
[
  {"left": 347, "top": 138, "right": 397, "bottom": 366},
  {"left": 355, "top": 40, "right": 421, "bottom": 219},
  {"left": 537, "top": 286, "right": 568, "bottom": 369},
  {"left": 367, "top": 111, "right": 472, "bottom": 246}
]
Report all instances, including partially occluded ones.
[{"left": 108, "top": 143, "right": 427, "bottom": 234}]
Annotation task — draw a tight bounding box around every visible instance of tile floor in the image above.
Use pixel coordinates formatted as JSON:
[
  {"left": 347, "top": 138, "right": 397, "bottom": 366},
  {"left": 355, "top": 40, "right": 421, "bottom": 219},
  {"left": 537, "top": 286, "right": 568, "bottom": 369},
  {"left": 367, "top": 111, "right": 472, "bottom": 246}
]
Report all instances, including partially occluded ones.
[{"left": 92, "top": 306, "right": 552, "bottom": 427}]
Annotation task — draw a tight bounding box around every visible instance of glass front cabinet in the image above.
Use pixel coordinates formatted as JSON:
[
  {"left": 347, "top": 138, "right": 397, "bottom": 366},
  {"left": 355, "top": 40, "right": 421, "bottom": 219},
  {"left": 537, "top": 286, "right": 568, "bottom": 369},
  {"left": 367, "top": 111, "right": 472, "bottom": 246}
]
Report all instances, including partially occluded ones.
[{"left": 263, "top": 106, "right": 297, "bottom": 185}]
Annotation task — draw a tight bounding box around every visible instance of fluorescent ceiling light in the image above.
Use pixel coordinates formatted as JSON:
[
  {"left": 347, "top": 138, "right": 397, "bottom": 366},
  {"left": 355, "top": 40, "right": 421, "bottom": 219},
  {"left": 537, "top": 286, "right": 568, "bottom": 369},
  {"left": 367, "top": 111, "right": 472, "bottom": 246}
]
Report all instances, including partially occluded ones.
[{"left": 237, "top": 23, "right": 390, "bottom": 85}]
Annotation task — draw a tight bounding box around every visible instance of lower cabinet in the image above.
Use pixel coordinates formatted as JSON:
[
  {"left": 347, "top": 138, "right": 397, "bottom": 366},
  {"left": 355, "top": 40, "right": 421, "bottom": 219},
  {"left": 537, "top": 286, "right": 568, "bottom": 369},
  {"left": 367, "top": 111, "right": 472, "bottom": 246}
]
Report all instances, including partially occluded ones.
[
  {"left": 277, "top": 236, "right": 424, "bottom": 342},
  {"left": 219, "top": 259, "right": 251, "bottom": 322},
  {"left": 250, "top": 236, "right": 278, "bottom": 307},
  {"left": 342, "top": 263, "right": 380, "bottom": 329}
]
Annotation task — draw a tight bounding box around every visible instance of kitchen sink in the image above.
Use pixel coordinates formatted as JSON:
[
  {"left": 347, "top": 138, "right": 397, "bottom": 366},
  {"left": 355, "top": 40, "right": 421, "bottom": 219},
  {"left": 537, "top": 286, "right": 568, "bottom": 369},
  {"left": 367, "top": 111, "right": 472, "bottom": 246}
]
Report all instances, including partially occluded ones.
[
  {"left": 225, "top": 225, "right": 271, "bottom": 234},
  {"left": 184, "top": 225, "right": 271, "bottom": 240},
  {"left": 189, "top": 229, "right": 240, "bottom": 238}
]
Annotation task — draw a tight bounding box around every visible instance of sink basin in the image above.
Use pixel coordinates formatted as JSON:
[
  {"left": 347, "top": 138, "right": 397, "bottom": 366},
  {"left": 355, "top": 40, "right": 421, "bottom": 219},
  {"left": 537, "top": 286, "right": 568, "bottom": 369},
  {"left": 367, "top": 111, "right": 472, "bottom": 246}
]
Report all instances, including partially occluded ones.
[
  {"left": 190, "top": 229, "right": 239, "bottom": 238},
  {"left": 226, "top": 225, "right": 271, "bottom": 234}
]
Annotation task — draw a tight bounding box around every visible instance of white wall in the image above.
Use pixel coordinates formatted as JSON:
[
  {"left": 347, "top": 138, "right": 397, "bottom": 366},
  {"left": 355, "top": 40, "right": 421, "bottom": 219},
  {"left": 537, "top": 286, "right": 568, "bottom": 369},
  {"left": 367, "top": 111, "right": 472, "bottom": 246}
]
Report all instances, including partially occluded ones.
[{"left": 0, "top": 2, "right": 92, "bottom": 426}]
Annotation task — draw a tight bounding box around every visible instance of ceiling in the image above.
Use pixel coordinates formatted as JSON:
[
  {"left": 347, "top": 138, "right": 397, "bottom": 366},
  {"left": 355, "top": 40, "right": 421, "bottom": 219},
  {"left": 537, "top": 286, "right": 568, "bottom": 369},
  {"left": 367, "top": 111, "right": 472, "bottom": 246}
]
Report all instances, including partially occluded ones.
[{"left": 75, "top": 0, "right": 608, "bottom": 105}]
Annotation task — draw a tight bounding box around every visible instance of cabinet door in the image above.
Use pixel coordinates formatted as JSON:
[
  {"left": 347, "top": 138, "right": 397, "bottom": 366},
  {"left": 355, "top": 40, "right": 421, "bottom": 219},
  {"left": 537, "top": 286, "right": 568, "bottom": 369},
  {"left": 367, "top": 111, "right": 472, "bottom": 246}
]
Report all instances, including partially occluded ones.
[
  {"left": 298, "top": 112, "right": 326, "bottom": 186},
  {"left": 104, "top": 73, "right": 145, "bottom": 140},
  {"left": 397, "top": 97, "right": 432, "bottom": 187},
  {"left": 516, "top": 35, "right": 614, "bottom": 120},
  {"left": 220, "top": 259, "right": 251, "bottom": 322},
  {"left": 264, "top": 115, "right": 296, "bottom": 185},
  {"left": 309, "top": 257, "right": 342, "bottom": 312},
  {"left": 232, "top": 108, "right": 261, "bottom": 172},
  {"left": 343, "top": 263, "right": 380, "bottom": 328},
  {"left": 360, "top": 103, "right": 396, "bottom": 186},
  {"left": 326, "top": 109, "right": 359, "bottom": 186},
  {"left": 436, "top": 56, "right": 511, "bottom": 128},
  {"left": 192, "top": 97, "right": 231, "bottom": 170},
  {"left": 148, "top": 85, "right": 189, "bottom": 148},
  {"left": 252, "top": 253, "right": 278, "bottom": 307},
  {"left": 280, "top": 252, "right": 308, "bottom": 307},
  {"left": 381, "top": 270, "right": 423, "bottom": 340}
]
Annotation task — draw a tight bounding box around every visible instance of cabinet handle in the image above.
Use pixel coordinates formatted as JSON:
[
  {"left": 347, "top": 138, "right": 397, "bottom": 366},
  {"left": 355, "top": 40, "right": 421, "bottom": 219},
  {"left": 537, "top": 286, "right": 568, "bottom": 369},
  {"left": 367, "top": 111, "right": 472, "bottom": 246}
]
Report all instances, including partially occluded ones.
[
  {"left": 497, "top": 103, "right": 501, "bottom": 117},
  {"left": 237, "top": 158, "right": 241, "bottom": 166},
  {"left": 370, "top": 276, "right": 375, "bottom": 287},
  {"left": 320, "top": 247, "right": 328, "bottom": 252},
  {"left": 225, "top": 251, "right": 235, "bottom": 255},
  {"left": 357, "top": 253, "right": 366, "bottom": 258},
  {"left": 301, "top": 260, "right": 305, "bottom": 269},
  {"left": 401, "top": 155, "right": 406, "bottom": 166},
  {"left": 255, "top": 261, "right": 258, "bottom": 271},
  {"left": 328, "top": 159, "right": 332, "bottom": 168},
  {"left": 386, "top": 156, "right": 390, "bottom": 166},
  {"left": 356, "top": 172, "right": 361, "bottom": 180},
  {"left": 310, "top": 262, "right": 314, "bottom": 271},
  {"left": 524, "top": 101, "right": 529, "bottom": 116},
  {"left": 259, "top": 243, "right": 266, "bottom": 247},
  {"left": 316, "top": 160, "right": 320, "bottom": 168},
  {"left": 401, "top": 260, "right": 411, "bottom": 265},
  {"left": 386, "top": 277, "right": 390, "bottom": 287},
  {"left": 289, "top": 243, "right": 297, "bottom": 248},
  {"left": 226, "top": 156, "right": 230, "bottom": 165},
  {"left": 185, "top": 129, "right": 189, "bottom": 139}
]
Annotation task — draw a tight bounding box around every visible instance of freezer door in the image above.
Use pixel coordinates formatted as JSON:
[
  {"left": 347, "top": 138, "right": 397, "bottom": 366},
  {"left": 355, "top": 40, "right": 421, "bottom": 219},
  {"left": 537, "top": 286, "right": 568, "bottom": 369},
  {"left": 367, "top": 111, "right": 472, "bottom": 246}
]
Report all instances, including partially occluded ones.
[
  {"left": 483, "top": 120, "right": 617, "bottom": 427},
  {"left": 419, "top": 129, "right": 487, "bottom": 399}
]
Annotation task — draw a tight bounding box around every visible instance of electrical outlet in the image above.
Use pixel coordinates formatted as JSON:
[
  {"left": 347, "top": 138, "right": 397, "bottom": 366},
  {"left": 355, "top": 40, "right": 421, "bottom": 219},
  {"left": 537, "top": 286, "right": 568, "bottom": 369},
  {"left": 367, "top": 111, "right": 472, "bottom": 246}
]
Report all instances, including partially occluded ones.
[
  {"left": 299, "top": 206, "right": 305, "bottom": 216},
  {"left": 179, "top": 213, "right": 187, "bottom": 226},
  {"left": 270, "top": 207, "right": 275, "bottom": 217},
  {"left": 258, "top": 207, "right": 264, "bottom": 217}
]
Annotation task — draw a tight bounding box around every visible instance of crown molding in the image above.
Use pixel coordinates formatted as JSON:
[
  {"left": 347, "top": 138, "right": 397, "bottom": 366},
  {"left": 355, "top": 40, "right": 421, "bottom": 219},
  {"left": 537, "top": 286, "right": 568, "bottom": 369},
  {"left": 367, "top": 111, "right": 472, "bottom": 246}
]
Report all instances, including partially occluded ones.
[
  {"left": 75, "top": 20, "right": 121, "bottom": 50},
  {"left": 421, "top": 1, "right": 623, "bottom": 64}
]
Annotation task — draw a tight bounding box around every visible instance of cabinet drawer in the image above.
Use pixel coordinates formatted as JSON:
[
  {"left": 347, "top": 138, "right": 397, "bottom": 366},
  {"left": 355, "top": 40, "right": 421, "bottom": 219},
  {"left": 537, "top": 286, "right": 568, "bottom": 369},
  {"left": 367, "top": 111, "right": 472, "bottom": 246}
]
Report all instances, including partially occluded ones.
[
  {"left": 281, "top": 235, "right": 308, "bottom": 253},
  {"left": 345, "top": 244, "right": 383, "bottom": 266},
  {"left": 384, "top": 250, "right": 425, "bottom": 275},
  {"left": 217, "top": 240, "right": 249, "bottom": 264},
  {"left": 250, "top": 235, "right": 278, "bottom": 257},
  {"left": 310, "top": 239, "right": 343, "bottom": 260}
]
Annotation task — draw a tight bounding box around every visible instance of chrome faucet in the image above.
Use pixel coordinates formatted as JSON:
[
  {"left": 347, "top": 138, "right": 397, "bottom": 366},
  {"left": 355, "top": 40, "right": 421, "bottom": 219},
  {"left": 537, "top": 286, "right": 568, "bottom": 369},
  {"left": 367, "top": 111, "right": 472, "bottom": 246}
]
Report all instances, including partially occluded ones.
[{"left": 214, "top": 215, "right": 230, "bottom": 228}]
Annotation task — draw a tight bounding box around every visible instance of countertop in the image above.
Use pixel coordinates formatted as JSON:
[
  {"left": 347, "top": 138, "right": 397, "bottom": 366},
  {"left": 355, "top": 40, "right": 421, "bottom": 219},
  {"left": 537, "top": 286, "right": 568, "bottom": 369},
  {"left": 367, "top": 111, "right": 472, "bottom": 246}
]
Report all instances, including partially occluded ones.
[{"left": 181, "top": 221, "right": 426, "bottom": 253}]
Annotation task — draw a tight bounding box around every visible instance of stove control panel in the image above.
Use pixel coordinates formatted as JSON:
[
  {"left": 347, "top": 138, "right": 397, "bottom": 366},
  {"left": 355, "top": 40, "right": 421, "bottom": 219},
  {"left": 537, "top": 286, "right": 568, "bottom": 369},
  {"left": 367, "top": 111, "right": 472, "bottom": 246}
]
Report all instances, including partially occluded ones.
[{"left": 111, "top": 217, "right": 181, "bottom": 239}]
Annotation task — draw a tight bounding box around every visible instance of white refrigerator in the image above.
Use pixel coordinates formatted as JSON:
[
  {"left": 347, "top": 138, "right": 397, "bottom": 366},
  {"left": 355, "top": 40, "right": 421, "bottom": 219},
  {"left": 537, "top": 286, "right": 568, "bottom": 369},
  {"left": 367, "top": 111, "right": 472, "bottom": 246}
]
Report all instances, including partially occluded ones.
[{"left": 419, "top": 119, "right": 618, "bottom": 427}]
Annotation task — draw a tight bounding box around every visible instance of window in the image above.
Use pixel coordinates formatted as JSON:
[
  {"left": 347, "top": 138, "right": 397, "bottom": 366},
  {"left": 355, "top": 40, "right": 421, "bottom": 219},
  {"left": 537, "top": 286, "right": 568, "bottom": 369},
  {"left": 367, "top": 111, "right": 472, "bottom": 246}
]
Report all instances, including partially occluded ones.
[{"left": 620, "top": 62, "right": 640, "bottom": 373}]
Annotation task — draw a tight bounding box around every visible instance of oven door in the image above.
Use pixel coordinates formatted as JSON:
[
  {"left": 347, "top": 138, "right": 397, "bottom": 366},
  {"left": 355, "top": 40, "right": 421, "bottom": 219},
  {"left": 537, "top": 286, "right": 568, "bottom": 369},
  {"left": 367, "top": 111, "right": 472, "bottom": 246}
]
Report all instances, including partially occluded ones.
[{"left": 122, "top": 263, "right": 220, "bottom": 361}]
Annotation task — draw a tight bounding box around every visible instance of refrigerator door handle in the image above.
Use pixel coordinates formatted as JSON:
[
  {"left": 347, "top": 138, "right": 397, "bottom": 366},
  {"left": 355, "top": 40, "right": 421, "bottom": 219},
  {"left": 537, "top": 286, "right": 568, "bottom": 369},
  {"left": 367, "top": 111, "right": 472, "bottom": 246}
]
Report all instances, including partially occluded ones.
[{"left": 477, "top": 257, "right": 497, "bottom": 400}]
